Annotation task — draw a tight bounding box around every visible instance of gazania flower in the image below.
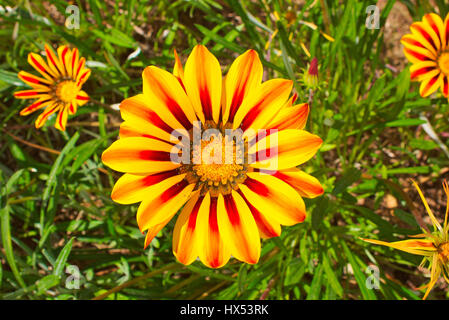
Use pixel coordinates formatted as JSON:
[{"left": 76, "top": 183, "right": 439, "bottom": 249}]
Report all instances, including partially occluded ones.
[
  {"left": 401, "top": 13, "right": 449, "bottom": 98},
  {"left": 363, "top": 180, "right": 449, "bottom": 299},
  {"left": 102, "top": 45, "right": 323, "bottom": 268},
  {"left": 14, "top": 44, "right": 90, "bottom": 131}
]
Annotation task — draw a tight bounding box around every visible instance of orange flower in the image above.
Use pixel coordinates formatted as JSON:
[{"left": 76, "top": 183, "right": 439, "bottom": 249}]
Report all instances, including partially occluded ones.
[
  {"left": 363, "top": 180, "right": 449, "bottom": 299},
  {"left": 401, "top": 13, "right": 449, "bottom": 98},
  {"left": 102, "top": 45, "right": 323, "bottom": 268},
  {"left": 14, "top": 44, "right": 91, "bottom": 131}
]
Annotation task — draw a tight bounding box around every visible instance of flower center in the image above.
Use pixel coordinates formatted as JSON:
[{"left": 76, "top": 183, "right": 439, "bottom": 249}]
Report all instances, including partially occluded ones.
[
  {"left": 438, "top": 242, "right": 449, "bottom": 263},
  {"left": 55, "top": 80, "right": 79, "bottom": 103},
  {"left": 438, "top": 52, "right": 449, "bottom": 75},
  {"left": 182, "top": 122, "right": 248, "bottom": 197}
]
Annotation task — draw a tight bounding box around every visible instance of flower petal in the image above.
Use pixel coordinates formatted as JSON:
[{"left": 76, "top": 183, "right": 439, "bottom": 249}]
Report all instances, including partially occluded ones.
[
  {"left": 217, "top": 191, "right": 260, "bottom": 264},
  {"left": 14, "top": 89, "right": 50, "bottom": 99},
  {"left": 45, "top": 44, "right": 65, "bottom": 78},
  {"left": 272, "top": 168, "right": 324, "bottom": 198},
  {"left": 184, "top": 45, "right": 222, "bottom": 124},
  {"left": 419, "top": 72, "right": 444, "bottom": 97},
  {"left": 143, "top": 66, "right": 197, "bottom": 130},
  {"left": 238, "top": 189, "right": 281, "bottom": 238},
  {"left": 101, "top": 137, "right": 181, "bottom": 174},
  {"left": 196, "top": 193, "right": 231, "bottom": 268},
  {"left": 18, "top": 71, "right": 51, "bottom": 89},
  {"left": 27, "top": 52, "right": 57, "bottom": 81},
  {"left": 54, "top": 105, "right": 69, "bottom": 131},
  {"left": 409, "top": 60, "right": 439, "bottom": 82},
  {"left": 136, "top": 177, "right": 195, "bottom": 231},
  {"left": 111, "top": 170, "right": 180, "bottom": 204},
  {"left": 173, "top": 190, "right": 202, "bottom": 265},
  {"left": 35, "top": 102, "right": 60, "bottom": 129},
  {"left": 239, "top": 172, "right": 306, "bottom": 226},
  {"left": 222, "top": 49, "right": 263, "bottom": 124},
  {"left": 362, "top": 238, "right": 436, "bottom": 256},
  {"left": 248, "top": 129, "right": 322, "bottom": 171},
  {"left": 267, "top": 103, "right": 309, "bottom": 130},
  {"left": 233, "top": 79, "right": 293, "bottom": 132},
  {"left": 119, "top": 94, "right": 182, "bottom": 143},
  {"left": 19, "top": 97, "right": 53, "bottom": 116}
]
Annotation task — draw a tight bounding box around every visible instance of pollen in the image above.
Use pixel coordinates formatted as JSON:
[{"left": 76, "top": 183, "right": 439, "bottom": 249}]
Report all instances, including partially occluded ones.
[
  {"left": 438, "top": 242, "right": 449, "bottom": 264},
  {"left": 54, "top": 80, "right": 79, "bottom": 103},
  {"left": 438, "top": 52, "right": 449, "bottom": 76}
]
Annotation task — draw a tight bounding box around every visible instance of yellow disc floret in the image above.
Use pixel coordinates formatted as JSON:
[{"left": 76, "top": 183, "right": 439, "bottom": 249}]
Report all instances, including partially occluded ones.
[{"left": 55, "top": 80, "right": 79, "bottom": 103}]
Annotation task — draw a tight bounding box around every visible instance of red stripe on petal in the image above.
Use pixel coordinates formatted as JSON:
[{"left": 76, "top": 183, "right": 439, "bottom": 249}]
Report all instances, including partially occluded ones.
[
  {"left": 238, "top": 190, "right": 279, "bottom": 238},
  {"left": 14, "top": 91, "right": 39, "bottom": 97},
  {"left": 200, "top": 87, "right": 213, "bottom": 120},
  {"left": 223, "top": 194, "right": 241, "bottom": 226},
  {"left": 30, "top": 55, "right": 51, "bottom": 76},
  {"left": 46, "top": 47, "right": 62, "bottom": 75},
  {"left": 414, "top": 24, "right": 437, "bottom": 50},
  {"left": 244, "top": 177, "right": 270, "bottom": 197},
  {"left": 208, "top": 197, "right": 223, "bottom": 268},
  {"left": 76, "top": 95, "right": 89, "bottom": 101},
  {"left": 138, "top": 150, "right": 173, "bottom": 162},
  {"left": 404, "top": 48, "right": 430, "bottom": 62},
  {"left": 410, "top": 66, "right": 435, "bottom": 79},
  {"left": 20, "top": 75, "right": 41, "bottom": 85},
  {"left": 77, "top": 70, "right": 90, "bottom": 86},
  {"left": 422, "top": 75, "right": 439, "bottom": 95},
  {"left": 444, "top": 77, "right": 449, "bottom": 97},
  {"left": 160, "top": 179, "right": 189, "bottom": 202}
]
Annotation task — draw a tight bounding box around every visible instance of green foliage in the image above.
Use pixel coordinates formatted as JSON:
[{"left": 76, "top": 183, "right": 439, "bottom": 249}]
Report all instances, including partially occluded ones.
[{"left": 0, "top": 0, "right": 448, "bottom": 300}]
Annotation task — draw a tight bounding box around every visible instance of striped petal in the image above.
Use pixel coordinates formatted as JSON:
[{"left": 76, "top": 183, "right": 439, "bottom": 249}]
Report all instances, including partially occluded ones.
[
  {"left": 267, "top": 103, "right": 309, "bottom": 130},
  {"left": 101, "top": 137, "right": 181, "bottom": 174},
  {"left": 184, "top": 45, "right": 222, "bottom": 124},
  {"left": 111, "top": 170, "right": 180, "bottom": 204},
  {"left": 238, "top": 189, "right": 281, "bottom": 239},
  {"left": 239, "top": 172, "right": 307, "bottom": 226},
  {"left": 272, "top": 168, "right": 324, "bottom": 199},
  {"left": 422, "top": 13, "right": 445, "bottom": 51},
  {"left": 196, "top": 193, "right": 231, "bottom": 268},
  {"left": 19, "top": 97, "right": 52, "bottom": 116},
  {"left": 57, "top": 45, "right": 71, "bottom": 76},
  {"left": 409, "top": 60, "right": 439, "bottom": 81},
  {"left": 75, "top": 90, "right": 90, "bottom": 106},
  {"left": 419, "top": 72, "right": 444, "bottom": 97},
  {"left": 119, "top": 94, "right": 181, "bottom": 143},
  {"left": 217, "top": 191, "right": 260, "bottom": 264},
  {"left": 410, "top": 21, "right": 440, "bottom": 56},
  {"left": 45, "top": 44, "right": 65, "bottom": 78},
  {"left": 173, "top": 190, "right": 202, "bottom": 265},
  {"left": 136, "top": 176, "right": 195, "bottom": 231},
  {"left": 248, "top": 129, "right": 322, "bottom": 171},
  {"left": 401, "top": 34, "right": 436, "bottom": 63},
  {"left": 143, "top": 66, "right": 197, "bottom": 130},
  {"left": 222, "top": 49, "right": 263, "bottom": 124},
  {"left": 14, "top": 89, "right": 50, "bottom": 99},
  {"left": 35, "top": 102, "right": 60, "bottom": 129},
  {"left": 362, "top": 238, "right": 436, "bottom": 256},
  {"left": 28, "top": 52, "right": 58, "bottom": 81},
  {"left": 173, "top": 49, "right": 185, "bottom": 87},
  {"left": 54, "top": 105, "right": 69, "bottom": 131},
  {"left": 144, "top": 216, "right": 172, "bottom": 249},
  {"left": 18, "top": 71, "right": 51, "bottom": 89},
  {"left": 233, "top": 79, "right": 293, "bottom": 132}
]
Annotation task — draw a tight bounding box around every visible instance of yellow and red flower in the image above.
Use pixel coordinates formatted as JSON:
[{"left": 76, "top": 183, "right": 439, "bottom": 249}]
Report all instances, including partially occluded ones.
[
  {"left": 363, "top": 180, "right": 449, "bottom": 299},
  {"left": 401, "top": 13, "right": 449, "bottom": 98},
  {"left": 14, "top": 44, "right": 91, "bottom": 131},
  {"left": 102, "top": 45, "right": 324, "bottom": 268}
]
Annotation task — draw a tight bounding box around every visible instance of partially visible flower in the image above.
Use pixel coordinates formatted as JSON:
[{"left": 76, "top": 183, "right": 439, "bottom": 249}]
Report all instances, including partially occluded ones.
[
  {"left": 401, "top": 13, "right": 449, "bottom": 98},
  {"left": 14, "top": 44, "right": 91, "bottom": 131},
  {"left": 303, "top": 57, "right": 319, "bottom": 89},
  {"left": 362, "top": 179, "right": 449, "bottom": 299}
]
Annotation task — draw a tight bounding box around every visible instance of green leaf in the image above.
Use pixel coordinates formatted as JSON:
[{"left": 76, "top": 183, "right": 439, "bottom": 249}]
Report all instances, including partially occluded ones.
[
  {"left": 53, "top": 238, "right": 74, "bottom": 278},
  {"left": 36, "top": 274, "right": 60, "bottom": 295}
]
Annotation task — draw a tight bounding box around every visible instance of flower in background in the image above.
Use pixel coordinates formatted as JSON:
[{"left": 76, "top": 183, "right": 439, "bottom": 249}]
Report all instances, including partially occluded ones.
[
  {"left": 362, "top": 180, "right": 449, "bottom": 299},
  {"left": 14, "top": 44, "right": 90, "bottom": 131},
  {"left": 303, "top": 57, "right": 319, "bottom": 89},
  {"left": 102, "top": 45, "right": 323, "bottom": 268},
  {"left": 401, "top": 13, "right": 449, "bottom": 98}
]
